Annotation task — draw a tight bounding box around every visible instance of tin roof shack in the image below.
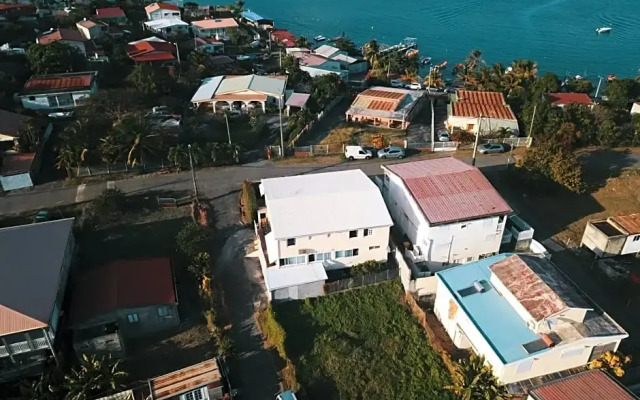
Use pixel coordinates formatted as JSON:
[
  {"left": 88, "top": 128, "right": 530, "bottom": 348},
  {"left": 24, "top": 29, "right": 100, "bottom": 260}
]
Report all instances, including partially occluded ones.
[
  {"left": 581, "top": 214, "right": 640, "bottom": 258},
  {"left": 148, "top": 358, "right": 228, "bottom": 400}
]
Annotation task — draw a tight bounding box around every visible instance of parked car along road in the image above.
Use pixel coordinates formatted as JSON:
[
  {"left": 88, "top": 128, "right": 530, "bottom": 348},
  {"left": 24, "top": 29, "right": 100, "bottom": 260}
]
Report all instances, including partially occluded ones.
[
  {"left": 345, "top": 145, "right": 372, "bottom": 160},
  {"left": 478, "top": 143, "right": 507, "bottom": 154},
  {"left": 438, "top": 130, "right": 450, "bottom": 142},
  {"left": 408, "top": 82, "right": 423, "bottom": 90},
  {"left": 390, "top": 79, "right": 406, "bottom": 88},
  {"left": 377, "top": 146, "right": 405, "bottom": 159}
]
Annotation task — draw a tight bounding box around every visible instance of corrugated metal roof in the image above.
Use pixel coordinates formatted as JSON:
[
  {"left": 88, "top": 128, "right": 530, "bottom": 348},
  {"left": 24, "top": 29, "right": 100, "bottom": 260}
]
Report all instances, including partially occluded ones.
[
  {"left": 456, "top": 90, "right": 505, "bottom": 105},
  {"left": 610, "top": 213, "right": 640, "bottom": 235},
  {"left": 266, "top": 262, "right": 328, "bottom": 290},
  {"left": 95, "top": 7, "right": 125, "bottom": 18},
  {"left": 240, "top": 10, "right": 271, "bottom": 22},
  {"left": 22, "top": 72, "right": 97, "bottom": 95},
  {"left": 300, "top": 54, "right": 330, "bottom": 67},
  {"left": 37, "top": 28, "right": 84, "bottom": 44},
  {"left": 544, "top": 92, "right": 593, "bottom": 106},
  {"left": 529, "top": 370, "right": 638, "bottom": 400},
  {"left": 71, "top": 258, "right": 176, "bottom": 325},
  {"left": 145, "top": 2, "right": 179, "bottom": 13},
  {"left": 314, "top": 44, "right": 341, "bottom": 58},
  {"left": 452, "top": 102, "right": 516, "bottom": 120},
  {"left": 0, "top": 219, "right": 74, "bottom": 335},
  {"left": 384, "top": 158, "right": 512, "bottom": 225},
  {"left": 192, "top": 18, "right": 238, "bottom": 29},
  {"left": 261, "top": 169, "right": 393, "bottom": 239},
  {"left": 285, "top": 92, "right": 310, "bottom": 108},
  {"left": 191, "top": 75, "right": 224, "bottom": 103},
  {"left": 126, "top": 40, "right": 175, "bottom": 63},
  {"left": 149, "top": 359, "right": 222, "bottom": 400},
  {"left": 360, "top": 88, "right": 405, "bottom": 100},
  {"left": 144, "top": 19, "right": 188, "bottom": 29}
]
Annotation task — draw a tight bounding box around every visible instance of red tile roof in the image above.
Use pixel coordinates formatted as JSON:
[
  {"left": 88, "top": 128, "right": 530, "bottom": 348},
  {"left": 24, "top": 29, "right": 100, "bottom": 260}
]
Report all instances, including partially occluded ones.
[
  {"left": 611, "top": 213, "right": 640, "bottom": 235},
  {"left": 126, "top": 40, "right": 176, "bottom": 62},
  {"left": 37, "top": 28, "right": 84, "bottom": 44},
  {"left": 456, "top": 90, "right": 505, "bottom": 105},
  {"left": 71, "top": 258, "right": 177, "bottom": 324},
  {"left": 490, "top": 255, "right": 569, "bottom": 321},
  {"left": 95, "top": 6, "right": 126, "bottom": 18},
  {"left": 545, "top": 92, "right": 593, "bottom": 106},
  {"left": 23, "top": 72, "right": 96, "bottom": 95},
  {"left": 384, "top": 158, "right": 511, "bottom": 225},
  {"left": 271, "top": 29, "right": 297, "bottom": 47},
  {"left": 452, "top": 102, "right": 516, "bottom": 120},
  {"left": 145, "top": 2, "right": 180, "bottom": 13},
  {"left": 529, "top": 370, "right": 638, "bottom": 400}
]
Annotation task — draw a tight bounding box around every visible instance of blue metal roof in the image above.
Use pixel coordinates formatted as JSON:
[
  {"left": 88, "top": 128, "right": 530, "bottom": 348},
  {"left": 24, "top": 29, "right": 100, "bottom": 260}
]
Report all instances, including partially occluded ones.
[
  {"left": 436, "top": 254, "right": 546, "bottom": 364},
  {"left": 276, "top": 391, "right": 297, "bottom": 400},
  {"left": 240, "top": 10, "right": 271, "bottom": 22}
]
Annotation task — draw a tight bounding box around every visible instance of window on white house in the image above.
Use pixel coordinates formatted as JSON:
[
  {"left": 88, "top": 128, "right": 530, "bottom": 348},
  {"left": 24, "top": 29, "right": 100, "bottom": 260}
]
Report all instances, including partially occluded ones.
[
  {"left": 363, "top": 229, "right": 373, "bottom": 237},
  {"left": 157, "top": 306, "right": 172, "bottom": 317},
  {"left": 309, "top": 252, "right": 330, "bottom": 262},
  {"left": 453, "top": 258, "right": 461, "bottom": 264},
  {"left": 499, "top": 215, "right": 506, "bottom": 223},
  {"left": 280, "top": 256, "right": 305, "bottom": 266},
  {"left": 181, "top": 388, "right": 204, "bottom": 400},
  {"left": 349, "top": 230, "right": 358, "bottom": 238},
  {"left": 461, "top": 224, "right": 468, "bottom": 229},
  {"left": 287, "top": 238, "right": 296, "bottom": 246},
  {"left": 466, "top": 257, "right": 473, "bottom": 262},
  {"left": 127, "top": 313, "right": 139, "bottom": 323},
  {"left": 634, "top": 235, "right": 640, "bottom": 242},
  {"left": 335, "top": 250, "right": 344, "bottom": 258},
  {"left": 369, "top": 245, "right": 380, "bottom": 250}
]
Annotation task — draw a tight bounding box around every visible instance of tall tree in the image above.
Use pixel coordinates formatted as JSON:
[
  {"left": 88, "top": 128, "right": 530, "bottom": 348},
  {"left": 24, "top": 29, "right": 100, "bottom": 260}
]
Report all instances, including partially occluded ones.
[
  {"left": 65, "top": 354, "right": 127, "bottom": 400},
  {"left": 604, "top": 78, "right": 638, "bottom": 109},
  {"left": 444, "top": 355, "right": 510, "bottom": 400},
  {"left": 113, "top": 112, "right": 162, "bottom": 166},
  {"left": 126, "top": 64, "right": 158, "bottom": 95},
  {"left": 26, "top": 42, "right": 85, "bottom": 74},
  {"left": 294, "top": 35, "right": 310, "bottom": 48}
]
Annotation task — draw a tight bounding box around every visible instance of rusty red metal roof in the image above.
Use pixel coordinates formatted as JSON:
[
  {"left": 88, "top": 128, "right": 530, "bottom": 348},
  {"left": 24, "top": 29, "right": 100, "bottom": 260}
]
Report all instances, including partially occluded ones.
[
  {"left": 452, "top": 102, "right": 516, "bottom": 120},
  {"left": 23, "top": 72, "right": 96, "bottom": 95},
  {"left": 490, "top": 255, "right": 569, "bottom": 322},
  {"left": 367, "top": 99, "right": 397, "bottom": 111},
  {"left": 37, "top": 28, "right": 84, "bottom": 44},
  {"left": 456, "top": 90, "right": 505, "bottom": 105},
  {"left": 96, "top": 7, "right": 126, "bottom": 18},
  {"left": 384, "top": 158, "right": 511, "bottom": 225},
  {"left": 610, "top": 213, "right": 640, "bottom": 235},
  {"left": 544, "top": 92, "right": 593, "bottom": 106},
  {"left": 361, "top": 88, "right": 405, "bottom": 100},
  {"left": 71, "top": 258, "right": 176, "bottom": 324},
  {"left": 126, "top": 40, "right": 175, "bottom": 62},
  {"left": 529, "top": 370, "right": 638, "bottom": 400},
  {"left": 149, "top": 359, "right": 223, "bottom": 400}
]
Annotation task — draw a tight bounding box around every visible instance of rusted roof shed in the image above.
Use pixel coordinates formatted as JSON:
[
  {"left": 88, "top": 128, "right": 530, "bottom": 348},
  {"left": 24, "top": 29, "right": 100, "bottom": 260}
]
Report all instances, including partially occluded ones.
[
  {"left": 149, "top": 359, "right": 223, "bottom": 400},
  {"left": 528, "top": 369, "right": 638, "bottom": 400}
]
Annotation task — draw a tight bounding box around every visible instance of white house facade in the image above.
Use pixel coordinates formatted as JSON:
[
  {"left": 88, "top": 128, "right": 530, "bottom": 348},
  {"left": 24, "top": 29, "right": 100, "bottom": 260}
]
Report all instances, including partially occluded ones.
[
  {"left": 19, "top": 71, "right": 98, "bottom": 111},
  {"left": 255, "top": 170, "right": 393, "bottom": 301},
  {"left": 192, "top": 18, "right": 238, "bottom": 40},
  {"left": 144, "top": 2, "right": 180, "bottom": 20},
  {"left": 434, "top": 253, "right": 628, "bottom": 384},
  {"left": 381, "top": 158, "right": 512, "bottom": 272}
]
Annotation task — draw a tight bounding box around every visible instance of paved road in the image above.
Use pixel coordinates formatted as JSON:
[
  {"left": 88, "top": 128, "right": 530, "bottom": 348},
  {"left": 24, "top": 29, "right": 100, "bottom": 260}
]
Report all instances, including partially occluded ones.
[{"left": 0, "top": 153, "right": 512, "bottom": 216}]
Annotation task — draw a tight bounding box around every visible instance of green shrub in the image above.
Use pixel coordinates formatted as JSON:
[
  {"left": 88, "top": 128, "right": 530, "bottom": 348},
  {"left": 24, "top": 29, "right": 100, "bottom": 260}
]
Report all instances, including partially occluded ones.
[
  {"left": 92, "top": 188, "right": 127, "bottom": 217},
  {"left": 351, "top": 260, "right": 387, "bottom": 275},
  {"left": 176, "top": 222, "right": 210, "bottom": 258},
  {"left": 188, "top": 252, "right": 211, "bottom": 279},
  {"left": 240, "top": 180, "right": 258, "bottom": 225},
  {"left": 257, "top": 304, "right": 287, "bottom": 360}
]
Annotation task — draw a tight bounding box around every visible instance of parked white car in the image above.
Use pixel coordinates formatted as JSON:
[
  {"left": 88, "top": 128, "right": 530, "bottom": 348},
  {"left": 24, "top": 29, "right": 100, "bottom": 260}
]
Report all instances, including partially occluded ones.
[
  {"left": 438, "top": 130, "right": 450, "bottom": 142},
  {"left": 408, "top": 82, "right": 423, "bottom": 90},
  {"left": 390, "top": 79, "right": 406, "bottom": 88},
  {"left": 344, "top": 145, "right": 372, "bottom": 160}
]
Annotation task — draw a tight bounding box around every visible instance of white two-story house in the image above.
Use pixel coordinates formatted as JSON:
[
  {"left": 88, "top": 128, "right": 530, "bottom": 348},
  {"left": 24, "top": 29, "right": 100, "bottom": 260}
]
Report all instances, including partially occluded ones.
[
  {"left": 381, "top": 157, "right": 512, "bottom": 272},
  {"left": 145, "top": 2, "right": 180, "bottom": 20},
  {"left": 255, "top": 169, "right": 393, "bottom": 301},
  {"left": 434, "top": 253, "right": 628, "bottom": 384}
]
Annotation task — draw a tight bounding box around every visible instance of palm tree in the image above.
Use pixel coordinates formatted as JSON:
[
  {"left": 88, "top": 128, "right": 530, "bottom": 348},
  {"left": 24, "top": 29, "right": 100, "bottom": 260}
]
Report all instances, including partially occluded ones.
[
  {"left": 113, "top": 113, "right": 161, "bottom": 167},
  {"left": 65, "top": 354, "right": 127, "bottom": 400},
  {"left": 444, "top": 355, "right": 510, "bottom": 400},
  {"left": 294, "top": 35, "right": 310, "bottom": 48},
  {"left": 99, "top": 134, "right": 123, "bottom": 172},
  {"left": 363, "top": 40, "right": 381, "bottom": 71},
  {"left": 505, "top": 59, "right": 538, "bottom": 94},
  {"left": 465, "top": 49, "right": 485, "bottom": 71},
  {"left": 424, "top": 68, "right": 445, "bottom": 88},
  {"left": 20, "top": 370, "right": 63, "bottom": 400},
  {"left": 234, "top": 0, "right": 245, "bottom": 12}
]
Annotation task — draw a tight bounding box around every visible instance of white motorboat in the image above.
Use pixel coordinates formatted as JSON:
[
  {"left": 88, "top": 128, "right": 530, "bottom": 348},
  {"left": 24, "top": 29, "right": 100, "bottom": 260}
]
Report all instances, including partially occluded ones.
[
  {"left": 596, "top": 27, "right": 612, "bottom": 34},
  {"left": 314, "top": 35, "right": 326, "bottom": 42}
]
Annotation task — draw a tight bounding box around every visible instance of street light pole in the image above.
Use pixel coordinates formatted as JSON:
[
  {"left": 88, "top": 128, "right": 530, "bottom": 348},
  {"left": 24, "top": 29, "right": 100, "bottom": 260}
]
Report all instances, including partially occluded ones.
[
  {"left": 173, "top": 42, "right": 181, "bottom": 64},
  {"left": 187, "top": 144, "right": 198, "bottom": 198},
  {"left": 430, "top": 97, "right": 435, "bottom": 151},
  {"left": 279, "top": 77, "right": 288, "bottom": 158},
  {"left": 595, "top": 76, "right": 604, "bottom": 98},
  {"left": 471, "top": 116, "right": 482, "bottom": 167},
  {"left": 224, "top": 113, "right": 231, "bottom": 144}
]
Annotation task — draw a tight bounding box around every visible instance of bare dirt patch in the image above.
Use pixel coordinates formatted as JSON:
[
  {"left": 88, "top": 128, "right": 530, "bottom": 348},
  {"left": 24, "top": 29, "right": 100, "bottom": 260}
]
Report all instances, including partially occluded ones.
[{"left": 320, "top": 123, "right": 406, "bottom": 147}]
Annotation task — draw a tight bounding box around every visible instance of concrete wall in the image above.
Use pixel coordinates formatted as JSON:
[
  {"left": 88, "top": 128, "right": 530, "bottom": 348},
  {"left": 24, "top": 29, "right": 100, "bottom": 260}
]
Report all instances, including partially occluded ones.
[
  {"left": 622, "top": 234, "right": 640, "bottom": 255},
  {"left": 148, "top": 10, "right": 181, "bottom": 20},
  {"left": 272, "top": 280, "right": 324, "bottom": 301},
  {"left": 275, "top": 226, "right": 390, "bottom": 268},
  {"left": 74, "top": 332, "right": 124, "bottom": 356},
  {"left": 447, "top": 115, "right": 519, "bottom": 134},
  {"left": 581, "top": 221, "right": 626, "bottom": 258},
  {"left": 0, "top": 172, "right": 32, "bottom": 191},
  {"left": 396, "top": 248, "right": 437, "bottom": 295}
]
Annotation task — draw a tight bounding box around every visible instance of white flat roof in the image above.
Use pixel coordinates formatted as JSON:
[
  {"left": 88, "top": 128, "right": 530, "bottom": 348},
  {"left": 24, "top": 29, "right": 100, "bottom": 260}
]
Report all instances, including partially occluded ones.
[
  {"left": 266, "top": 262, "right": 328, "bottom": 291},
  {"left": 261, "top": 169, "right": 393, "bottom": 240},
  {"left": 144, "top": 19, "right": 188, "bottom": 29}
]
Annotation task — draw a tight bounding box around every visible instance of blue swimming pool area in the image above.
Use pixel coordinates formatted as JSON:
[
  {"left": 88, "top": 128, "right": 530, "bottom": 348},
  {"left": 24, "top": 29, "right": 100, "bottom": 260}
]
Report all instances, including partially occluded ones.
[{"left": 437, "top": 254, "right": 546, "bottom": 364}]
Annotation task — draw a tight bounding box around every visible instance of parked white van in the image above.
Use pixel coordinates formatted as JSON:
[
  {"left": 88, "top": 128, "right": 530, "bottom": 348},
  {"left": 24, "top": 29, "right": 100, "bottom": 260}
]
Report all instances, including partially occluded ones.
[{"left": 344, "top": 145, "right": 372, "bottom": 160}]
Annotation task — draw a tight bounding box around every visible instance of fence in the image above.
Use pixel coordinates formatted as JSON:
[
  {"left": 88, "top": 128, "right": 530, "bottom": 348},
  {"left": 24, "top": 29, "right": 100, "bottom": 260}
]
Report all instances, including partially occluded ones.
[
  {"left": 292, "top": 144, "right": 343, "bottom": 157},
  {"left": 395, "top": 248, "right": 438, "bottom": 296},
  {"left": 406, "top": 142, "right": 431, "bottom": 151},
  {"left": 289, "top": 95, "right": 346, "bottom": 147},
  {"left": 72, "top": 160, "right": 168, "bottom": 177},
  {"left": 157, "top": 195, "right": 193, "bottom": 208},
  {"left": 433, "top": 141, "right": 460, "bottom": 152},
  {"left": 485, "top": 136, "right": 533, "bottom": 148},
  {"left": 324, "top": 268, "right": 399, "bottom": 294}
]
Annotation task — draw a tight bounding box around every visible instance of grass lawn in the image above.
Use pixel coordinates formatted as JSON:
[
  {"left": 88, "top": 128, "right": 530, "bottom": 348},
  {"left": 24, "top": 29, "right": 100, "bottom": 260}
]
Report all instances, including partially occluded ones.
[
  {"left": 274, "top": 281, "right": 453, "bottom": 400},
  {"left": 320, "top": 122, "right": 406, "bottom": 147}
]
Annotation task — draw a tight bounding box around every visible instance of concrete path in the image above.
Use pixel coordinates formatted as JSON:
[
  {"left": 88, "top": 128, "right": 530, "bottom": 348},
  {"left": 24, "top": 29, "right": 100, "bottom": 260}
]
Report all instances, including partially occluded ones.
[{"left": 215, "top": 229, "right": 280, "bottom": 400}]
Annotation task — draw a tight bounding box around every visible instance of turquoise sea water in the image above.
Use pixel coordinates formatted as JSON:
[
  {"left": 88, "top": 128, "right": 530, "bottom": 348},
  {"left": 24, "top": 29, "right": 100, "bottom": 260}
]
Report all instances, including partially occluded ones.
[{"left": 204, "top": 0, "right": 640, "bottom": 79}]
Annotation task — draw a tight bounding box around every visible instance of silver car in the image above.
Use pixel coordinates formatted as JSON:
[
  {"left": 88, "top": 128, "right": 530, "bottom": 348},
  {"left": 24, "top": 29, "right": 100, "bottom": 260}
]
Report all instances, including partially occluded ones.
[
  {"left": 478, "top": 143, "right": 506, "bottom": 154},
  {"left": 377, "top": 146, "right": 405, "bottom": 159}
]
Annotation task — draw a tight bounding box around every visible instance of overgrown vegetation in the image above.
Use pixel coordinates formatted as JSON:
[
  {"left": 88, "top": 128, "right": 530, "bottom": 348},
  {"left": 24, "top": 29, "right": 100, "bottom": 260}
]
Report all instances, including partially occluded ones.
[
  {"left": 588, "top": 351, "right": 632, "bottom": 378},
  {"left": 350, "top": 260, "right": 387, "bottom": 275},
  {"left": 274, "top": 281, "right": 453, "bottom": 399},
  {"left": 444, "top": 355, "right": 510, "bottom": 400},
  {"left": 176, "top": 222, "right": 210, "bottom": 258},
  {"left": 240, "top": 180, "right": 258, "bottom": 225}
]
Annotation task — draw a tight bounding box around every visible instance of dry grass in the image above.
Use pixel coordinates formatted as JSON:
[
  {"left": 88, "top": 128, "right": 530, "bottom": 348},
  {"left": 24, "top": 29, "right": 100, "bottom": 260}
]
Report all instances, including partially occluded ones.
[{"left": 320, "top": 123, "right": 406, "bottom": 147}]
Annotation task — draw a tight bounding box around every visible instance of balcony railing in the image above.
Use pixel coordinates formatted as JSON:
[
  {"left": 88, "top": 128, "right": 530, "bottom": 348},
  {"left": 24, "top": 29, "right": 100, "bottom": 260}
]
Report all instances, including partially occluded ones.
[{"left": 0, "top": 337, "right": 50, "bottom": 358}]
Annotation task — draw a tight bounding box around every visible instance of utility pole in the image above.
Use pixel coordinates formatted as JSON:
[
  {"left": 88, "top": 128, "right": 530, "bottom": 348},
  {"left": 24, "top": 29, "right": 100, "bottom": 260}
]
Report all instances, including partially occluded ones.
[
  {"left": 528, "top": 104, "right": 537, "bottom": 138},
  {"left": 279, "top": 77, "right": 288, "bottom": 158},
  {"left": 471, "top": 116, "right": 482, "bottom": 167},
  {"left": 187, "top": 144, "right": 198, "bottom": 198},
  {"left": 173, "top": 42, "right": 181, "bottom": 63},
  {"left": 224, "top": 113, "right": 231, "bottom": 144},
  {"left": 430, "top": 97, "right": 435, "bottom": 151},
  {"left": 595, "top": 76, "right": 604, "bottom": 98}
]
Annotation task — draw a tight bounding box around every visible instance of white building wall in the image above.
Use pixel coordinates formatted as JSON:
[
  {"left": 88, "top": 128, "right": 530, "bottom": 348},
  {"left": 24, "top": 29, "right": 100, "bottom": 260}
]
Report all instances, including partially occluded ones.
[
  {"left": 21, "top": 91, "right": 93, "bottom": 110},
  {"left": 621, "top": 234, "right": 640, "bottom": 255},
  {"left": 148, "top": 9, "right": 181, "bottom": 20},
  {"left": 447, "top": 115, "right": 519, "bottom": 134},
  {"left": 300, "top": 65, "right": 348, "bottom": 81}
]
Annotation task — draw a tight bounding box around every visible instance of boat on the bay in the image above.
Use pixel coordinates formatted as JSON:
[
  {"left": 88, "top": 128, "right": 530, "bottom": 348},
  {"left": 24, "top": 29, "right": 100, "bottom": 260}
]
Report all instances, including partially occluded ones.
[
  {"left": 314, "top": 35, "right": 327, "bottom": 41},
  {"left": 421, "top": 57, "right": 432, "bottom": 65},
  {"left": 607, "top": 74, "right": 617, "bottom": 81},
  {"left": 435, "top": 60, "right": 448, "bottom": 69},
  {"left": 406, "top": 48, "right": 419, "bottom": 57},
  {"left": 596, "top": 27, "right": 612, "bottom": 34}
]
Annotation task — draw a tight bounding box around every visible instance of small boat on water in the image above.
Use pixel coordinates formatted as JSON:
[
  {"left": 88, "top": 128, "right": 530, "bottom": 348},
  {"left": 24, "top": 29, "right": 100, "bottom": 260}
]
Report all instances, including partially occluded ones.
[
  {"left": 435, "top": 60, "right": 448, "bottom": 69},
  {"left": 314, "top": 35, "right": 326, "bottom": 42},
  {"left": 607, "top": 74, "right": 617, "bottom": 81},
  {"left": 421, "top": 57, "right": 432, "bottom": 65},
  {"left": 406, "top": 49, "right": 419, "bottom": 57},
  {"left": 596, "top": 27, "right": 612, "bottom": 34},
  {"left": 329, "top": 36, "right": 342, "bottom": 42}
]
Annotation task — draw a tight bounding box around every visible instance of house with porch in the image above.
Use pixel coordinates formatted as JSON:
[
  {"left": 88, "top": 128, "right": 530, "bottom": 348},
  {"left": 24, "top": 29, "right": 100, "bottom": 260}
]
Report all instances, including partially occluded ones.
[
  {"left": 381, "top": 158, "right": 512, "bottom": 272},
  {"left": 190, "top": 74, "right": 286, "bottom": 113},
  {"left": 239, "top": 10, "right": 273, "bottom": 30},
  {"left": 434, "top": 253, "right": 628, "bottom": 384},
  {"left": 0, "top": 218, "right": 75, "bottom": 383},
  {"left": 19, "top": 71, "right": 98, "bottom": 111},
  {"left": 76, "top": 19, "right": 108, "bottom": 40},
  {"left": 346, "top": 86, "right": 425, "bottom": 129},
  {"left": 187, "top": 37, "right": 224, "bottom": 54},
  {"left": 447, "top": 90, "right": 519, "bottom": 135},
  {"left": 192, "top": 17, "right": 238, "bottom": 40},
  {"left": 70, "top": 258, "right": 179, "bottom": 357},
  {"left": 144, "top": 18, "right": 189, "bottom": 37},
  {"left": 298, "top": 54, "right": 348, "bottom": 80},
  {"left": 145, "top": 2, "right": 181, "bottom": 20},
  {"left": 255, "top": 169, "right": 393, "bottom": 301},
  {"left": 285, "top": 92, "right": 310, "bottom": 116}
]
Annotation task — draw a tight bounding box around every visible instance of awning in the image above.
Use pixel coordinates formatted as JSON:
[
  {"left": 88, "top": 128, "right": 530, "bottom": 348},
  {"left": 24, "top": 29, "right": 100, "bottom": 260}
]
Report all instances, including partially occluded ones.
[{"left": 266, "top": 262, "right": 328, "bottom": 291}]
